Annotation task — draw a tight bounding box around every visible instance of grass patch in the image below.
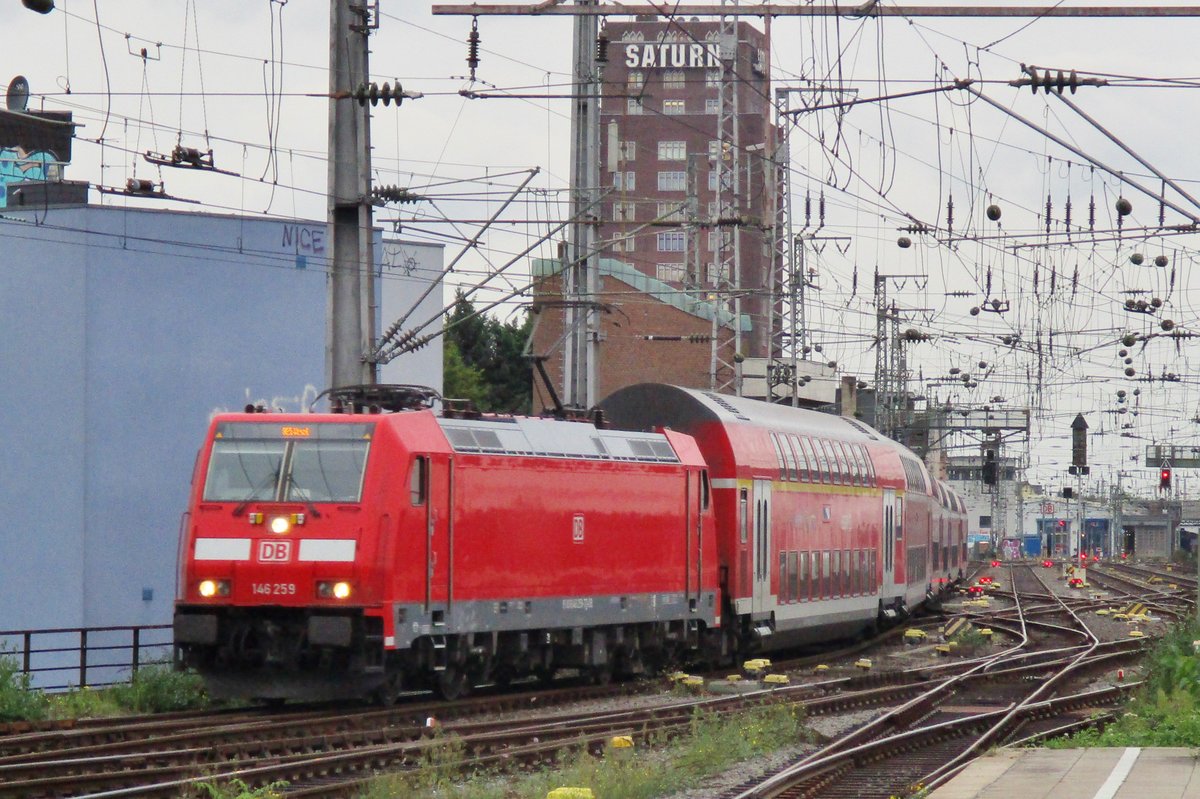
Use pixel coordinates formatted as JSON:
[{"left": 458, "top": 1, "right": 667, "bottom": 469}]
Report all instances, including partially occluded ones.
[
  {"left": 1045, "top": 618, "right": 1200, "bottom": 748},
  {"left": 0, "top": 652, "right": 48, "bottom": 722},
  {"left": 198, "top": 778, "right": 288, "bottom": 799},
  {"left": 0, "top": 655, "right": 208, "bottom": 722},
  {"left": 360, "top": 702, "right": 810, "bottom": 799},
  {"left": 107, "top": 665, "right": 209, "bottom": 713}
]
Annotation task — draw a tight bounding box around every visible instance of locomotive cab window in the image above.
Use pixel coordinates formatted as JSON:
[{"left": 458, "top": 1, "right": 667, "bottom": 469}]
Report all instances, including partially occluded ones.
[
  {"left": 700, "top": 470, "right": 711, "bottom": 510},
  {"left": 203, "top": 422, "right": 372, "bottom": 504},
  {"left": 410, "top": 456, "right": 429, "bottom": 506}
]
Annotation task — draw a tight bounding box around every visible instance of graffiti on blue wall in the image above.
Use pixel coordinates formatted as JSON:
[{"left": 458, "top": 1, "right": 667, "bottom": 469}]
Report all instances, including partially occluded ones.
[{"left": 0, "top": 147, "right": 60, "bottom": 208}]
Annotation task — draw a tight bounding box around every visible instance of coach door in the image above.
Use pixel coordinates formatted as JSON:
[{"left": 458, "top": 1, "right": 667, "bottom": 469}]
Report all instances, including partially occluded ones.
[
  {"left": 881, "top": 488, "right": 898, "bottom": 596},
  {"left": 751, "top": 479, "right": 772, "bottom": 613}
]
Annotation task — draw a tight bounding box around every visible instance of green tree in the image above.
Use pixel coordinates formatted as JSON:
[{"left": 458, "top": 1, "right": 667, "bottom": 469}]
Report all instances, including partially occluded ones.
[
  {"left": 443, "top": 292, "right": 532, "bottom": 413},
  {"left": 442, "top": 339, "right": 490, "bottom": 408}
]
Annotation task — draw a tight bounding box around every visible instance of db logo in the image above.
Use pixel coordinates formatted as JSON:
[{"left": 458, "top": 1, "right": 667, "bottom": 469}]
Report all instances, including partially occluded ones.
[
  {"left": 258, "top": 540, "right": 293, "bottom": 563},
  {"left": 572, "top": 514, "right": 585, "bottom": 544}
]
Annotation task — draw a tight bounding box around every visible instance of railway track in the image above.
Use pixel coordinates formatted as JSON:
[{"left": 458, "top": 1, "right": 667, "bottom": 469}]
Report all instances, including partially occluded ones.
[
  {"left": 713, "top": 562, "right": 1156, "bottom": 799},
  {"left": 0, "top": 562, "right": 1173, "bottom": 798}
]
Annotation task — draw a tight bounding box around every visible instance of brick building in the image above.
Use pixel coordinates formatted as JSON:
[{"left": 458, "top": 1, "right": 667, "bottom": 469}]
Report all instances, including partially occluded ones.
[{"left": 531, "top": 17, "right": 775, "bottom": 402}]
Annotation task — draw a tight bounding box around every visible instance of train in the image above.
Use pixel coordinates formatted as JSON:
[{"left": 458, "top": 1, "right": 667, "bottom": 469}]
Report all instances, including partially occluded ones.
[{"left": 173, "top": 383, "right": 966, "bottom": 702}]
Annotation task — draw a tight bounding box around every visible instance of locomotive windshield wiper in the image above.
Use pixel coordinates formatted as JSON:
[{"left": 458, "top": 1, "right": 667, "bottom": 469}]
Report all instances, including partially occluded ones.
[
  {"left": 232, "top": 470, "right": 280, "bottom": 516},
  {"left": 284, "top": 472, "right": 322, "bottom": 519}
]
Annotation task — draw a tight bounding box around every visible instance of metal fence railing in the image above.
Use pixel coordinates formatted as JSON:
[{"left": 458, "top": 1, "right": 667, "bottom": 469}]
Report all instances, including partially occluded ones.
[{"left": 0, "top": 624, "right": 174, "bottom": 692}]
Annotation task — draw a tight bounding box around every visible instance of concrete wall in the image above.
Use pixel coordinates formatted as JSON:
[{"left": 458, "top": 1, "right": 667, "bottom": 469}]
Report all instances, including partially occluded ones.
[{"left": 0, "top": 206, "right": 442, "bottom": 639}]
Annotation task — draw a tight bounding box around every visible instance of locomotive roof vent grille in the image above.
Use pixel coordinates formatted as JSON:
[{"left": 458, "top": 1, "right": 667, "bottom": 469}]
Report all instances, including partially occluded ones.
[
  {"left": 444, "top": 427, "right": 506, "bottom": 453},
  {"left": 702, "top": 392, "right": 751, "bottom": 421},
  {"left": 439, "top": 419, "right": 679, "bottom": 463}
]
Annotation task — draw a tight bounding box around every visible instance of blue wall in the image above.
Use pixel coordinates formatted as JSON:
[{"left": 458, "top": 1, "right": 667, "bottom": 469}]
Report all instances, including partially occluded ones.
[{"left": 0, "top": 206, "right": 359, "bottom": 634}]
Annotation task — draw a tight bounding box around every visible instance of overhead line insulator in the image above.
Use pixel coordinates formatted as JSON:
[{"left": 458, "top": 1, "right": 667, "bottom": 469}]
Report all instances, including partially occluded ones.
[{"left": 353, "top": 81, "right": 406, "bottom": 107}]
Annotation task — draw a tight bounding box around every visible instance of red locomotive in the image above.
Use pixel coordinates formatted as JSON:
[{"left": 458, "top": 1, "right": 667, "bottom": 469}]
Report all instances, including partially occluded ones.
[{"left": 174, "top": 383, "right": 964, "bottom": 702}]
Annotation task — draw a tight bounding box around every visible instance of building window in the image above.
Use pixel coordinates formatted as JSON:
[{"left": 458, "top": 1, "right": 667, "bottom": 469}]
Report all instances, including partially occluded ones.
[
  {"left": 708, "top": 170, "right": 718, "bottom": 191},
  {"left": 656, "top": 201, "right": 686, "bottom": 222},
  {"left": 663, "top": 99, "right": 686, "bottom": 115},
  {"left": 706, "top": 262, "right": 728, "bottom": 285},
  {"left": 706, "top": 200, "right": 719, "bottom": 218},
  {"left": 627, "top": 71, "right": 644, "bottom": 92},
  {"left": 979, "top": 515, "right": 992, "bottom": 528},
  {"left": 705, "top": 98, "right": 720, "bottom": 115},
  {"left": 707, "top": 231, "right": 717, "bottom": 252},
  {"left": 663, "top": 70, "right": 686, "bottom": 90},
  {"left": 657, "top": 231, "right": 685, "bottom": 252},
  {"left": 612, "top": 201, "right": 636, "bottom": 222},
  {"left": 617, "top": 140, "right": 636, "bottom": 162},
  {"left": 657, "top": 171, "right": 687, "bottom": 191},
  {"left": 657, "top": 140, "right": 687, "bottom": 161},
  {"left": 656, "top": 262, "right": 685, "bottom": 282},
  {"left": 706, "top": 69, "right": 721, "bottom": 88},
  {"left": 627, "top": 97, "right": 643, "bottom": 115},
  {"left": 613, "top": 171, "right": 636, "bottom": 191}
]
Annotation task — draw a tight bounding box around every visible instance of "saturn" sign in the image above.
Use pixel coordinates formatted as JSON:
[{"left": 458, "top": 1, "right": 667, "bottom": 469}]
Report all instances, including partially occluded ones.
[{"left": 624, "top": 42, "right": 722, "bottom": 69}]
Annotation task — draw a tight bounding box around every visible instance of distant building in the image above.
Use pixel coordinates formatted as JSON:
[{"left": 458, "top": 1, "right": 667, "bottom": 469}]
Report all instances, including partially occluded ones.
[
  {"left": 0, "top": 202, "right": 442, "bottom": 642},
  {"left": 531, "top": 17, "right": 778, "bottom": 399}
]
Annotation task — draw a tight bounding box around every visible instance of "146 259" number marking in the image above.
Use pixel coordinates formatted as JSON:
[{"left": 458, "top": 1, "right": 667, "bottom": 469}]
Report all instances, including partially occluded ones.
[{"left": 251, "top": 583, "right": 296, "bottom": 596}]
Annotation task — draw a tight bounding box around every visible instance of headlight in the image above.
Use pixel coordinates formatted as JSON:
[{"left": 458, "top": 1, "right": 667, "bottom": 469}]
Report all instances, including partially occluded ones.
[
  {"left": 270, "top": 516, "right": 290, "bottom": 534},
  {"left": 198, "top": 579, "right": 230, "bottom": 598},
  {"left": 317, "top": 581, "right": 353, "bottom": 600}
]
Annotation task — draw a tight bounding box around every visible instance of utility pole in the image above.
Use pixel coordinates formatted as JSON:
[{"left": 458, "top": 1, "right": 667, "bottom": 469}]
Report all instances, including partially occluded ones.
[
  {"left": 710, "top": 0, "right": 743, "bottom": 395},
  {"left": 563, "top": 0, "right": 601, "bottom": 408},
  {"left": 327, "top": 0, "right": 376, "bottom": 389}
]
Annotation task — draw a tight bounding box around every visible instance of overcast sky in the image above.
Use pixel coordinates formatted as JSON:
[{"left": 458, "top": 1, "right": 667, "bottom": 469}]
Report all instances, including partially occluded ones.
[{"left": 8, "top": 1, "right": 1200, "bottom": 495}]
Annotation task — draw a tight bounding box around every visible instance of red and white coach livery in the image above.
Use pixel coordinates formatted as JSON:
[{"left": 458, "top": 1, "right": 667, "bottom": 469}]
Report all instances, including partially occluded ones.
[{"left": 600, "top": 384, "right": 965, "bottom": 652}]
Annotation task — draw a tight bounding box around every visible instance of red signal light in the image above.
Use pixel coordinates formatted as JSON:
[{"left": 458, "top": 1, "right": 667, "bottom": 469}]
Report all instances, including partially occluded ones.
[
  {"left": 990, "top": 560, "right": 1000, "bottom": 568},
  {"left": 1160, "top": 467, "right": 1172, "bottom": 490}
]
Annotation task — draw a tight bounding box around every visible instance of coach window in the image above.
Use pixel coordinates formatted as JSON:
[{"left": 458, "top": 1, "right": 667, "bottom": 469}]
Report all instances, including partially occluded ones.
[
  {"left": 769, "top": 433, "right": 787, "bottom": 481},
  {"left": 838, "top": 442, "right": 858, "bottom": 486},
  {"left": 779, "top": 553, "right": 788, "bottom": 602},
  {"left": 895, "top": 497, "right": 904, "bottom": 541},
  {"left": 821, "top": 440, "right": 841, "bottom": 484},
  {"left": 847, "top": 443, "right": 864, "bottom": 486},
  {"left": 790, "top": 436, "right": 810, "bottom": 481},
  {"left": 409, "top": 456, "right": 428, "bottom": 505},
  {"left": 813, "top": 553, "right": 822, "bottom": 599},
  {"left": 833, "top": 441, "right": 849, "bottom": 484},
  {"left": 834, "top": 441, "right": 850, "bottom": 484},
  {"left": 859, "top": 550, "right": 868, "bottom": 594},
  {"left": 781, "top": 435, "right": 798, "bottom": 481},
  {"left": 739, "top": 488, "right": 749, "bottom": 543},
  {"left": 862, "top": 446, "right": 876, "bottom": 486},
  {"left": 823, "top": 551, "right": 832, "bottom": 597},
  {"left": 832, "top": 551, "right": 841, "bottom": 596},
  {"left": 800, "top": 552, "right": 810, "bottom": 600},
  {"left": 788, "top": 551, "right": 798, "bottom": 601},
  {"left": 812, "top": 439, "right": 830, "bottom": 483},
  {"left": 870, "top": 550, "right": 877, "bottom": 591}
]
